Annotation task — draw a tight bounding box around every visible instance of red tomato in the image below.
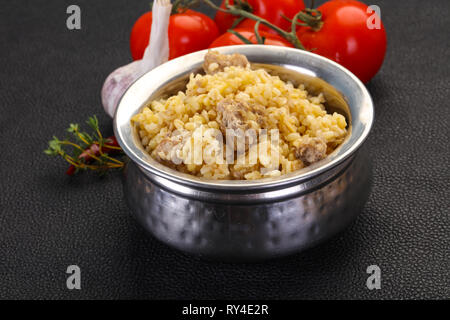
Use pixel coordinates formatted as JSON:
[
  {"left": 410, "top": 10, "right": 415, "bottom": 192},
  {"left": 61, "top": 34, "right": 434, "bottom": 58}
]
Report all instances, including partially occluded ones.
[
  {"left": 215, "top": 0, "right": 305, "bottom": 34},
  {"left": 297, "top": 0, "right": 387, "bottom": 83},
  {"left": 209, "top": 28, "right": 294, "bottom": 48},
  {"left": 130, "top": 10, "right": 220, "bottom": 60}
]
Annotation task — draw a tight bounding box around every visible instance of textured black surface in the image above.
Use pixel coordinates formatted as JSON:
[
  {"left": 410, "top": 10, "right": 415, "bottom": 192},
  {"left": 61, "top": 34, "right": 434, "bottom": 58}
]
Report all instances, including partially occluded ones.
[{"left": 0, "top": 0, "right": 448, "bottom": 299}]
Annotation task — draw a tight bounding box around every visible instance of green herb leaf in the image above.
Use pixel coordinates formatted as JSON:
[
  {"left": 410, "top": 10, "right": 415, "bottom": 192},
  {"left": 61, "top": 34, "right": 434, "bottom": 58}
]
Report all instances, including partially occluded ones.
[{"left": 44, "top": 115, "right": 125, "bottom": 176}]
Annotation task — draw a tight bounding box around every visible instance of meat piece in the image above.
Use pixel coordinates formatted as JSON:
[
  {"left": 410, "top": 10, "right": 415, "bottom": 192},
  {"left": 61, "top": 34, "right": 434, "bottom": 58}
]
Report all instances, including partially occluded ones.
[
  {"left": 216, "top": 99, "right": 266, "bottom": 133},
  {"left": 153, "top": 139, "right": 177, "bottom": 162},
  {"left": 229, "top": 166, "right": 245, "bottom": 180},
  {"left": 203, "top": 50, "right": 249, "bottom": 75},
  {"left": 249, "top": 103, "right": 267, "bottom": 128},
  {"left": 152, "top": 129, "right": 190, "bottom": 166},
  {"left": 294, "top": 136, "right": 327, "bottom": 165},
  {"left": 216, "top": 98, "right": 267, "bottom": 152},
  {"left": 216, "top": 98, "right": 251, "bottom": 133}
]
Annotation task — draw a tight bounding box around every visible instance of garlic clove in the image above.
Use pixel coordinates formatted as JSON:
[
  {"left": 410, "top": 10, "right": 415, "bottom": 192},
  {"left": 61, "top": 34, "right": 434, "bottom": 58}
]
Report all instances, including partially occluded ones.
[{"left": 101, "top": 0, "right": 172, "bottom": 118}]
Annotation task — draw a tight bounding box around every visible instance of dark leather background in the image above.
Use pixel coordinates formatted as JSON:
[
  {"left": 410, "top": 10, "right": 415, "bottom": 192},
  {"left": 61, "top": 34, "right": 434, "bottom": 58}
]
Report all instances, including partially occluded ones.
[{"left": 0, "top": 0, "right": 448, "bottom": 299}]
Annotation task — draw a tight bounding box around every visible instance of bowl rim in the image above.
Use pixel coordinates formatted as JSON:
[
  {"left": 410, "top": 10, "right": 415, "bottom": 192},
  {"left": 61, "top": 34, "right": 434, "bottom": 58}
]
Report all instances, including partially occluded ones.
[{"left": 114, "top": 45, "right": 374, "bottom": 191}]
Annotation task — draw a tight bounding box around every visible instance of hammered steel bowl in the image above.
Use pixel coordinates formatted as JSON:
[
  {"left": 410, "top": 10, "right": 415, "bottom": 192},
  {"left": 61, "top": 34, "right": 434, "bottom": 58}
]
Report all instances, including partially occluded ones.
[{"left": 114, "top": 45, "right": 374, "bottom": 261}]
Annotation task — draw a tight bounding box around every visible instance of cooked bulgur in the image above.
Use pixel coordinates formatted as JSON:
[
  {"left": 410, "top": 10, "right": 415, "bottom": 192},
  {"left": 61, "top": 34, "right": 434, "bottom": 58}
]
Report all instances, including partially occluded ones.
[{"left": 131, "top": 51, "right": 347, "bottom": 180}]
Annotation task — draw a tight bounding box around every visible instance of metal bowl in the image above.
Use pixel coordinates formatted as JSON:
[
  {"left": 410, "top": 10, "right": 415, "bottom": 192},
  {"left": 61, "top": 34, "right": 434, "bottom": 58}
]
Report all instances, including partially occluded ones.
[{"left": 114, "top": 45, "right": 374, "bottom": 261}]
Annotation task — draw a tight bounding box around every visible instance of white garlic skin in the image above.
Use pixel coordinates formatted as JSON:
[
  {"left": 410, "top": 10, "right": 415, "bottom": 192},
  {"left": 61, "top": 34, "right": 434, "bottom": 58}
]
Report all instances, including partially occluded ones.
[
  {"left": 101, "top": 0, "right": 172, "bottom": 118},
  {"left": 101, "top": 60, "right": 143, "bottom": 118}
]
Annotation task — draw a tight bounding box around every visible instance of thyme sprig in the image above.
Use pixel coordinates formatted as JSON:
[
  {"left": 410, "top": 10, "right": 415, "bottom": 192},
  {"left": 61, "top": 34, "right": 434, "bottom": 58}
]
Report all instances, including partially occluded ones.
[{"left": 45, "top": 116, "right": 125, "bottom": 175}]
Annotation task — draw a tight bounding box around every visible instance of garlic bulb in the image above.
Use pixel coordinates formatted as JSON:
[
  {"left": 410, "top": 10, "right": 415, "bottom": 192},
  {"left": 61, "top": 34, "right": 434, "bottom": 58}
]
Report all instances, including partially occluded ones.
[{"left": 101, "top": 0, "right": 172, "bottom": 118}]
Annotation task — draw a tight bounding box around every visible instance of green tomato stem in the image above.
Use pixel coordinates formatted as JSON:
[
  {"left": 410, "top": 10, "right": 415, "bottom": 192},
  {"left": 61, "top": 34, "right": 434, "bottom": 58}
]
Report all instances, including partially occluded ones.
[{"left": 202, "top": 0, "right": 306, "bottom": 50}]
